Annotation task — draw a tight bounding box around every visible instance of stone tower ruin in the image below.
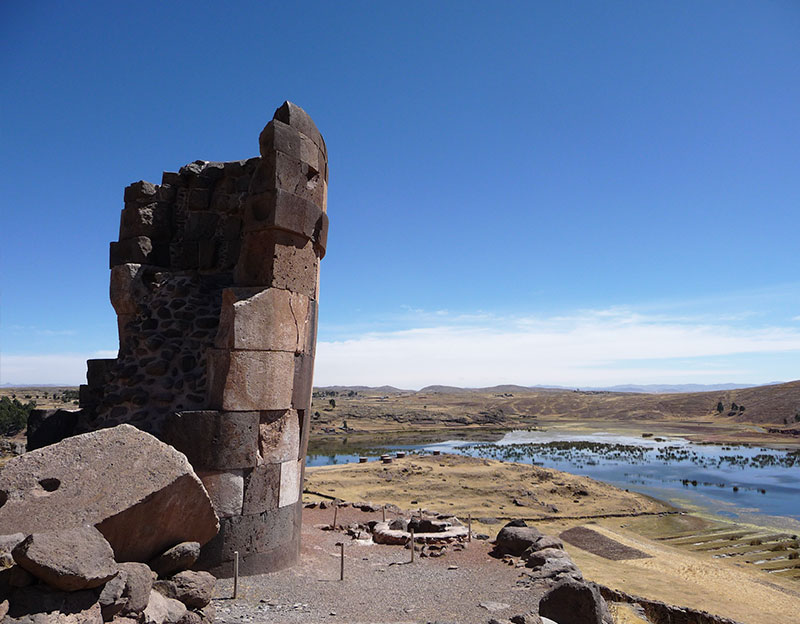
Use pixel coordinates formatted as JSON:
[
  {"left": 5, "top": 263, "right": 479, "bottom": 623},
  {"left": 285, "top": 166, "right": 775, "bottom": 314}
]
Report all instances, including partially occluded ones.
[{"left": 36, "top": 102, "right": 328, "bottom": 575}]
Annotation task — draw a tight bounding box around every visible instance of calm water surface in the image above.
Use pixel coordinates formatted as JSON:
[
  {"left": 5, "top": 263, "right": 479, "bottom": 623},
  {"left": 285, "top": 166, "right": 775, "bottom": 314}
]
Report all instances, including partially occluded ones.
[{"left": 307, "top": 430, "right": 800, "bottom": 526}]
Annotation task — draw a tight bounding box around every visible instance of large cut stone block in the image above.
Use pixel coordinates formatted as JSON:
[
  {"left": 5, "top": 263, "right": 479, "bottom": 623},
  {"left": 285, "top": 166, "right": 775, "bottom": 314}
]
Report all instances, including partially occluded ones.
[
  {"left": 215, "top": 288, "right": 309, "bottom": 353},
  {"left": 258, "top": 120, "right": 322, "bottom": 172},
  {"left": 0, "top": 424, "right": 219, "bottom": 562},
  {"left": 233, "top": 230, "right": 319, "bottom": 297},
  {"left": 206, "top": 350, "right": 295, "bottom": 411},
  {"left": 249, "top": 151, "right": 325, "bottom": 206},
  {"left": 278, "top": 459, "right": 302, "bottom": 508},
  {"left": 297, "top": 409, "right": 310, "bottom": 461},
  {"left": 119, "top": 203, "right": 171, "bottom": 241},
  {"left": 109, "top": 237, "right": 168, "bottom": 268},
  {"left": 243, "top": 189, "right": 323, "bottom": 240},
  {"left": 258, "top": 410, "right": 300, "bottom": 464},
  {"left": 196, "top": 471, "right": 244, "bottom": 518},
  {"left": 292, "top": 353, "right": 314, "bottom": 411},
  {"left": 109, "top": 264, "right": 144, "bottom": 315},
  {"left": 241, "top": 464, "right": 280, "bottom": 515},
  {"left": 86, "top": 358, "right": 115, "bottom": 388},
  {"left": 197, "top": 501, "right": 300, "bottom": 575},
  {"left": 26, "top": 409, "right": 81, "bottom": 452},
  {"left": 162, "top": 411, "right": 260, "bottom": 470},
  {"left": 272, "top": 101, "right": 326, "bottom": 158}
]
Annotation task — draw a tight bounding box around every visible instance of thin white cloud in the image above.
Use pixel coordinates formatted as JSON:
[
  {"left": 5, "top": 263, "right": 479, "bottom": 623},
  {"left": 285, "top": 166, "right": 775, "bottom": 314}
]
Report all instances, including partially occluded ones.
[
  {"left": 1, "top": 351, "right": 117, "bottom": 385},
  {"left": 314, "top": 310, "right": 800, "bottom": 388}
]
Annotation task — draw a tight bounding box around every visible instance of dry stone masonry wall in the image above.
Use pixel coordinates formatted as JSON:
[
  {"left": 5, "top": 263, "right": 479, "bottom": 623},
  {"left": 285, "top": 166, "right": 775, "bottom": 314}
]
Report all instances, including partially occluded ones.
[{"left": 34, "top": 102, "right": 328, "bottom": 576}]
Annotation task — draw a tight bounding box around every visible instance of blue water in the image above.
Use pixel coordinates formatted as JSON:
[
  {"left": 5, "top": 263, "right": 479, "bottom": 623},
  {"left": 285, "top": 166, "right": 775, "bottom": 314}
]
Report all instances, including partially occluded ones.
[{"left": 307, "top": 430, "right": 800, "bottom": 525}]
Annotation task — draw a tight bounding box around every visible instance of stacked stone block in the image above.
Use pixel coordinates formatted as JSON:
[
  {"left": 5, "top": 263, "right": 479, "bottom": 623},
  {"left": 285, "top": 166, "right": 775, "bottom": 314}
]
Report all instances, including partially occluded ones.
[{"left": 72, "top": 102, "right": 328, "bottom": 576}]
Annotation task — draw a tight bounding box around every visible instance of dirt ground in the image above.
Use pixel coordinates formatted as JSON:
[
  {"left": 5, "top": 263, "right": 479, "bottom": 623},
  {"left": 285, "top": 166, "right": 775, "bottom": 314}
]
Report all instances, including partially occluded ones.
[{"left": 213, "top": 504, "right": 548, "bottom": 624}]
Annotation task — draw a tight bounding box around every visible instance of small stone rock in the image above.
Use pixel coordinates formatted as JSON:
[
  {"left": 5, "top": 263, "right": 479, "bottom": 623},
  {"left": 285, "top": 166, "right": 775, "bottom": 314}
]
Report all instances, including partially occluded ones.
[
  {"left": 154, "top": 570, "right": 215, "bottom": 609},
  {"left": 119, "top": 562, "right": 154, "bottom": 615},
  {"left": 149, "top": 542, "right": 200, "bottom": 578},
  {"left": 480, "top": 601, "right": 510, "bottom": 612},
  {"left": 144, "top": 589, "right": 187, "bottom": 624},
  {"left": 100, "top": 570, "right": 128, "bottom": 620}
]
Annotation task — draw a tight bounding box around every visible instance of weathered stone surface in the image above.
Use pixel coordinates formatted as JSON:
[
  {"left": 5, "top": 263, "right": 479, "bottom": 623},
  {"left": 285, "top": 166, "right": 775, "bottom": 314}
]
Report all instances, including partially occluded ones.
[
  {"left": 241, "top": 464, "right": 280, "bottom": 515},
  {"left": 243, "top": 187, "right": 323, "bottom": 237},
  {"left": 494, "top": 522, "right": 543, "bottom": 557},
  {"left": 249, "top": 150, "right": 324, "bottom": 205},
  {"left": 99, "top": 570, "right": 127, "bottom": 620},
  {"left": 124, "top": 181, "right": 158, "bottom": 204},
  {"left": 525, "top": 547, "right": 572, "bottom": 568},
  {"left": 119, "top": 204, "right": 171, "bottom": 241},
  {"left": 0, "top": 532, "right": 25, "bottom": 564},
  {"left": 117, "top": 562, "right": 153, "bottom": 615},
  {"left": 109, "top": 264, "right": 144, "bottom": 315},
  {"left": 278, "top": 459, "right": 302, "bottom": 508},
  {"left": 163, "top": 411, "right": 259, "bottom": 470},
  {"left": 538, "top": 579, "right": 610, "bottom": 624},
  {"left": 233, "top": 229, "right": 319, "bottom": 297},
  {"left": 0, "top": 425, "right": 218, "bottom": 562},
  {"left": 143, "top": 590, "right": 186, "bottom": 624},
  {"left": 271, "top": 101, "right": 326, "bottom": 157},
  {"left": 258, "top": 410, "right": 300, "bottom": 464},
  {"left": 291, "top": 354, "right": 314, "bottom": 411},
  {"left": 215, "top": 288, "right": 309, "bottom": 352},
  {"left": 110, "top": 237, "right": 166, "bottom": 268},
  {"left": 197, "top": 501, "right": 300, "bottom": 575},
  {"left": 148, "top": 543, "right": 200, "bottom": 579},
  {"left": 153, "top": 571, "right": 214, "bottom": 609},
  {"left": 259, "top": 119, "right": 321, "bottom": 169},
  {"left": 196, "top": 471, "right": 244, "bottom": 518},
  {"left": 206, "top": 351, "right": 295, "bottom": 412},
  {"left": 12, "top": 527, "right": 118, "bottom": 592}
]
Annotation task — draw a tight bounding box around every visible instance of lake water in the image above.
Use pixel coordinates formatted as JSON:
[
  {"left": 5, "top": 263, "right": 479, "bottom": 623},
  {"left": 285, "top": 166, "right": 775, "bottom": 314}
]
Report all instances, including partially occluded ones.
[{"left": 307, "top": 430, "right": 800, "bottom": 528}]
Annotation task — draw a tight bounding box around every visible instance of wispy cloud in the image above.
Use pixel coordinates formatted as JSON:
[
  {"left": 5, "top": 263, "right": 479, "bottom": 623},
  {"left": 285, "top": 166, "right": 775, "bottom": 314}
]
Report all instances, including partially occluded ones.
[
  {"left": 1, "top": 351, "right": 117, "bottom": 385},
  {"left": 315, "top": 308, "right": 800, "bottom": 388},
  {"left": 7, "top": 325, "right": 78, "bottom": 337}
]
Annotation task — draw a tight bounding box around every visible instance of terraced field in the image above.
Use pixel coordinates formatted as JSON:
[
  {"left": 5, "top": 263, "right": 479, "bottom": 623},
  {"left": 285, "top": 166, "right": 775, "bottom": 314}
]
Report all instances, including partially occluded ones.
[{"left": 656, "top": 523, "right": 800, "bottom": 581}]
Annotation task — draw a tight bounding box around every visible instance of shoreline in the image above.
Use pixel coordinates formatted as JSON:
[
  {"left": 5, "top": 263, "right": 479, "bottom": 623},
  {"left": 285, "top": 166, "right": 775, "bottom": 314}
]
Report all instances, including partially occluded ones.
[{"left": 307, "top": 422, "right": 800, "bottom": 533}]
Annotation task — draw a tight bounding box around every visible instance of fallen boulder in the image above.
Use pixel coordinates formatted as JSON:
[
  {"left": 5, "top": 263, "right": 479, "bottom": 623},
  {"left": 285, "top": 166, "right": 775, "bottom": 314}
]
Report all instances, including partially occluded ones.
[
  {"left": 538, "top": 578, "right": 611, "bottom": 624},
  {"left": 493, "top": 521, "right": 542, "bottom": 556},
  {"left": 153, "top": 570, "right": 215, "bottom": 609},
  {"left": 0, "top": 424, "right": 219, "bottom": 562},
  {"left": 148, "top": 542, "right": 200, "bottom": 579},
  {"left": 12, "top": 527, "right": 118, "bottom": 592}
]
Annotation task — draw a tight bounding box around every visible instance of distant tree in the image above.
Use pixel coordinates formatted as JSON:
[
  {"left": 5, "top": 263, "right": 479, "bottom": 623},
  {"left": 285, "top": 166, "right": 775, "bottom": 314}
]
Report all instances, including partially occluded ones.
[
  {"left": 329, "top": 398, "right": 336, "bottom": 408},
  {"left": 731, "top": 402, "right": 738, "bottom": 411},
  {"left": 739, "top": 405, "right": 745, "bottom": 412},
  {"left": 0, "top": 396, "right": 34, "bottom": 435},
  {"left": 716, "top": 402, "right": 724, "bottom": 413}
]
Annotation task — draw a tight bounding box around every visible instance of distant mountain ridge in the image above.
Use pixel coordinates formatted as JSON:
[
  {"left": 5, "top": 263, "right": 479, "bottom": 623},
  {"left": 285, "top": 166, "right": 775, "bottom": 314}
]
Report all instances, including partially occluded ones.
[{"left": 316, "top": 382, "right": 782, "bottom": 395}]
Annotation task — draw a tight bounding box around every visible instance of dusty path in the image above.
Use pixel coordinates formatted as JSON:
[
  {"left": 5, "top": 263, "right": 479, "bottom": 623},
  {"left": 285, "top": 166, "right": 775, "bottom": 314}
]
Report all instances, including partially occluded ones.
[{"left": 213, "top": 505, "right": 544, "bottom": 624}]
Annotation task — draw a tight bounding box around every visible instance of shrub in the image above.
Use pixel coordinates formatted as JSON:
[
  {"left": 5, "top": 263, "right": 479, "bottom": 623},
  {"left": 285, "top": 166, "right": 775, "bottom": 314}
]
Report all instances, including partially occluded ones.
[{"left": 0, "top": 396, "right": 35, "bottom": 435}]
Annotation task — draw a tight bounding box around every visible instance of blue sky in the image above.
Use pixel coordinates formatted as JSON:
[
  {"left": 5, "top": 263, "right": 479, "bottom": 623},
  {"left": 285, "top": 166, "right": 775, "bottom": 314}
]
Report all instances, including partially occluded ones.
[{"left": 2, "top": 1, "right": 799, "bottom": 387}]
